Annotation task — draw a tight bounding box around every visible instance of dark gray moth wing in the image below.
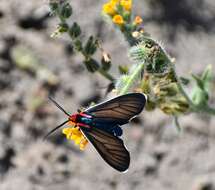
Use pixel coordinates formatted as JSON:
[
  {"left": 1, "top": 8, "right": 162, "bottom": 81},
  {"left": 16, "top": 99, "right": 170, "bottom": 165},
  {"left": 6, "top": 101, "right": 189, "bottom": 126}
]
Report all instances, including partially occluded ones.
[
  {"left": 80, "top": 127, "right": 130, "bottom": 172},
  {"left": 84, "top": 93, "right": 146, "bottom": 126}
]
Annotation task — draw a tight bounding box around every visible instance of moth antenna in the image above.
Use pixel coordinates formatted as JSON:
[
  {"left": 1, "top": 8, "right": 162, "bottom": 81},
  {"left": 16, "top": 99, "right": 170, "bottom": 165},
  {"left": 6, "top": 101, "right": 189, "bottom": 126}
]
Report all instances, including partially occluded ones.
[
  {"left": 49, "top": 96, "right": 71, "bottom": 117},
  {"left": 43, "top": 119, "right": 69, "bottom": 140}
]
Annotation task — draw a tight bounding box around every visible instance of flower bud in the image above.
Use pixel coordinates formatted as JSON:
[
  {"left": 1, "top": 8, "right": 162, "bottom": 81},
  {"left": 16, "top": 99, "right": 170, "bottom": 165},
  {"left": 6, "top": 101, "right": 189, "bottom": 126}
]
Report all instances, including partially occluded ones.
[
  {"left": 101, "top": 52, "right": 111, "bottom": 71},
  {"left": 159, "top": 96, "right": 189, "bottom": 115},
  {"left": 130, "top": 37, "right": 171, "bottom": 74},
  {"left": 118, "top": 65, "right": 129, "bottom": 74}
]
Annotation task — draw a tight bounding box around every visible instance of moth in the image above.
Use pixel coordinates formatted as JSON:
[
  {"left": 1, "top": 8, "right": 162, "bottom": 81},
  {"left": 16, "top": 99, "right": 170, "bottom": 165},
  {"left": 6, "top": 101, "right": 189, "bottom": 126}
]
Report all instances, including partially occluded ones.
[{"left": 45, "top": 93, "right": 146, "bottom": 172}]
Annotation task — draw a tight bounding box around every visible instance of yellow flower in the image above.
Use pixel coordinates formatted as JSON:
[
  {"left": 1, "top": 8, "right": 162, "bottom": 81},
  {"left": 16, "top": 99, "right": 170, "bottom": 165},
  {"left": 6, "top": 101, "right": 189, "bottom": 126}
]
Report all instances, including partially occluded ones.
[
  {"left": 112, "top": 15, "right": 124, "bottom": 25},
  {"left": 62, "top": 127, "right": 74, "bottom": 139},
  {"left": 62, "top": 127, "right": 88, "bottom": 150},
  {"left": 120, "top": 0, "right": 132, "bottom": 11},
  {"left": 103, "top": 2, "right": 116, "bottom": 15},
  {"left": 134, "top": 16, "right": 143, "bottom": 25},
  {"left": 111, "top": 0, "right": 120, "bottom": 4}
]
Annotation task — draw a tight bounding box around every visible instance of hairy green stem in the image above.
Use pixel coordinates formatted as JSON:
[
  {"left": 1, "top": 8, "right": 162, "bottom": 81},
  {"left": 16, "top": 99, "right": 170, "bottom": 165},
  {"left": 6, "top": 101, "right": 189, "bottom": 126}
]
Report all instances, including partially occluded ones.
[
  {"left": 169, "top": 60, "right": 196, "bottom": 111},
  {"left": 119, "top": 62, "right": 144, "bottom": 95}
]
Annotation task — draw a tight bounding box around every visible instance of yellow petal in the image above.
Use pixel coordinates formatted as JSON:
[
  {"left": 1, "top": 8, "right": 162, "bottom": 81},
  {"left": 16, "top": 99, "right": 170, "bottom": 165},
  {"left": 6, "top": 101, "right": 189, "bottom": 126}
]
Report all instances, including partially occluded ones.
[
  {"left": 62, "top": 128, "right": 73, "bottom": 138},
  {"left": 111, "top": 0, "right": 120, "bottom": 4},
  {"left": 74, "top": 137, "right": 82, "bottom": 145},
  {"left": 120, "top": 0, "right": 132, "bottom": 11},
  {"left": 62, "top": 127, "right": 89, "bottom": 150},
  {"left": 103, "top": 2, "right": 116, "bottom": 15}
]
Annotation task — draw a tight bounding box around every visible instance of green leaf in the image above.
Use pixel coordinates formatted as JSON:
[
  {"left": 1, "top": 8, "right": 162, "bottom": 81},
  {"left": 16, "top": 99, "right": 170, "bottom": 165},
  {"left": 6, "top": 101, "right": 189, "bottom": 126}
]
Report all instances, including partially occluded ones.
[
  {"left": 49, "top": 2, "right": 59, "bottom": 13},
  {"left": 191, "top": 66, "right": 213, "bottom": 107},
  {"left": 83, "top": 58, "right": 100, "bottom": 73},
  {"left": 191, "top": 73, "right": 209, "bottom": 107},
  {"left": 74, "top": 39, "right": 82, "bottom": 51},
  {"left": 201, "top": 64, "right": 213, "bottom": 93},
  {"left": 84, "top": 36, "right": 97, "bottom": 56},
  {"left": 69, "top": 22, "right": 81, "bottom": 39},
  {"left": 191, "top": 74, "right": 204, "bottom": 90},
  {"left": 60, "top": 2, "right": 72, "bottom": 19}
]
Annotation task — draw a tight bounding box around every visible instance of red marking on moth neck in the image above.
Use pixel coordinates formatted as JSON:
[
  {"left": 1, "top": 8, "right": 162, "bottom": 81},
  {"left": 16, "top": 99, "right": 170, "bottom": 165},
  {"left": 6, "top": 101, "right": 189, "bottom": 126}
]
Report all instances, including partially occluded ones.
[{"left": 69, "top": 114, "right": 78, "bottom": 122}]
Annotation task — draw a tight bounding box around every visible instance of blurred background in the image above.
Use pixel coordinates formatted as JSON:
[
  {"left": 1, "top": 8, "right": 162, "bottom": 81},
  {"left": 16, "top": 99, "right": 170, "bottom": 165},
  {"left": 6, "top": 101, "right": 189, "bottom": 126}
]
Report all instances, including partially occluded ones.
[{"left": 0, "top": 0, "right": 215, "bottom": 190}]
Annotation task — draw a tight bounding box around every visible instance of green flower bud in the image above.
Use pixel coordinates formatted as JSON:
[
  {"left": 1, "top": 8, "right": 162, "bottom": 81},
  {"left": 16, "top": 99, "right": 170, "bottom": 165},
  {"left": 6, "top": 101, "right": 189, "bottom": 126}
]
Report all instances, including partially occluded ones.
[
  {"left": 130, "top": 37, "right": 171, "bottom": 74},
  {"left": 159, "top": 97, "right": 189, "bottom": 115},
  {"left": 118, "top": 65, "right": 129, "bottom": 75}
]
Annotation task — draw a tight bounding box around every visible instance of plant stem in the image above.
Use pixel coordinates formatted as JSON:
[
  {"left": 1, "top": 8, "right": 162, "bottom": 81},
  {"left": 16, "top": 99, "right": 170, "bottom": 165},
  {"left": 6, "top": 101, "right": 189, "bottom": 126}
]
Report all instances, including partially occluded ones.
[
  {"left": 169, "top": 60, "right": 196, "bottom": 110},
  {"left": 174, "top": 116, "right": 182, "bottom": 132},
  {"left": 200, "top": 105, "right": 215, "bottom": 115},
  {"left": 119, "top": 62, "right": 144, "bottom": 95},
  {"left": 54, "top": 10, "right": 115, "bottom": 83},
  {"left": 98, "top": 69, "right": 115, "bottom": 82}
]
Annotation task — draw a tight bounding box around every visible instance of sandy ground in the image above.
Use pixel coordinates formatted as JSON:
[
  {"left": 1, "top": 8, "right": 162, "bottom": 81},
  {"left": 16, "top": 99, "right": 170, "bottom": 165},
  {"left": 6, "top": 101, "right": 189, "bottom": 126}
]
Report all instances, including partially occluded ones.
[{"left": 0, "top": 0, "right": 215, "bottom": 190}]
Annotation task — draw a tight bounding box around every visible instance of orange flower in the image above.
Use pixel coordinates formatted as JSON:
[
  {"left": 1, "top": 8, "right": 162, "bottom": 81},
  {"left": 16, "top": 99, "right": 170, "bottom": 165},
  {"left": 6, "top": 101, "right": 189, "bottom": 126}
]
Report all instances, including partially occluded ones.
[
  {"left": 112, "top": 15, "right": 124, "bottom": 25},
  {"left": 134, "top": 16, "right": 143, "bottom": 25}
]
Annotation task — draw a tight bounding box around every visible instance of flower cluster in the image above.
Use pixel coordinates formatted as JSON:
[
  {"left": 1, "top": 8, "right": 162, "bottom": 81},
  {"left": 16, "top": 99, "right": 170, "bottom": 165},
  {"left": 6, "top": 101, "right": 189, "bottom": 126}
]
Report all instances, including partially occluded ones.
[
  {"left": 123, "top": 35, "right": 191, "bottom": 116},
  {"left": 62, "top": 126, "right": 88, "bottom": 150},
  {"left": 102, "top": 0, "right": 143, "bottom": 30}
]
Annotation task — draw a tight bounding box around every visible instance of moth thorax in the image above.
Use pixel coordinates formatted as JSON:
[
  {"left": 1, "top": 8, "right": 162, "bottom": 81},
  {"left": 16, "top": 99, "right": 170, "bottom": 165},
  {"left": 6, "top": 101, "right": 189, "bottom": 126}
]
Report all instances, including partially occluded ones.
[{"left": 69, "top": 114, "right": 77, "bottom": 122}]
